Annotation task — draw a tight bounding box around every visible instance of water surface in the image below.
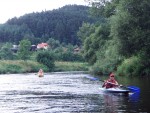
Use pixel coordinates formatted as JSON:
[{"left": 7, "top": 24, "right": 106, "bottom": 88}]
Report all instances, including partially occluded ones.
[{"left": 0, "top": 73, "right": 149, "bottom": 113}]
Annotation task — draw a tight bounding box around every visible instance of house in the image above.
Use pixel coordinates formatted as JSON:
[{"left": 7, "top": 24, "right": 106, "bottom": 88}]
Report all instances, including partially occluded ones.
[
  {"left": 74, "top": 47, "right": 81, "bottom": 54},
  {"left": 30, "top": 45, "right": 37, "bottom": 51},
  {"left": 37, "top": 43, "right": 49, "bottom": 50},
  {"left": 11, "top": 45, "right": 19, "bottom": 53}
]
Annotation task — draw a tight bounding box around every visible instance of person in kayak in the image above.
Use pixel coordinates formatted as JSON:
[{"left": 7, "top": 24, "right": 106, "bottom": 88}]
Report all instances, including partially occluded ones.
[
  {"left": 102, "top": 73, "right": 119, "bottom": 89},
  {"left": 38, "top": 69, "right": 44, "bottom": 77}
]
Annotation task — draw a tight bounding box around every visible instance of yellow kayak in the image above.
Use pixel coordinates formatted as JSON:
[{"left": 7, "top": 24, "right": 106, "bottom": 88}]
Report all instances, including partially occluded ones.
[
  {"left": 38, "top": 74, "right": 44, "bottom": 77},
  {"left": 37, "top": 69, "right": 44, "bottom": 77}
]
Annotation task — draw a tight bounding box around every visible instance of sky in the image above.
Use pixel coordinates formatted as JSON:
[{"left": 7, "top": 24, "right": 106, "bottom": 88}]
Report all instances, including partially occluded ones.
[{"left": 0, "top": 0, "right": 88, "bottom": 24}]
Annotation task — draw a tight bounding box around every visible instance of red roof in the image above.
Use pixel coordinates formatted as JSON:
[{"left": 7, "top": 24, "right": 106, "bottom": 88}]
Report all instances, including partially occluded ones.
[{"left": 37, "top": 43, "right": 49, "bottom": 49}]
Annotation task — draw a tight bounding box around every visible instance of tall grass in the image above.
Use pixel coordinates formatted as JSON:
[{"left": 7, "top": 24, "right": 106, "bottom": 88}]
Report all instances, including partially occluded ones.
[
  {"left": 0, "top": 60, "right": 48, "bottom": 74},
  {"left": 54, "top": 61, "right": 90, "bottom": 72},
  {"left": 0, "top": 60, "right": 90, "bottom": 74}
]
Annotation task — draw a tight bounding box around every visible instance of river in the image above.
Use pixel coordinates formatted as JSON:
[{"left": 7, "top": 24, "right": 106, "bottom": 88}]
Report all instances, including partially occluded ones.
[{"left": 0, "top": 72, "right": 149, "bottom": 113}]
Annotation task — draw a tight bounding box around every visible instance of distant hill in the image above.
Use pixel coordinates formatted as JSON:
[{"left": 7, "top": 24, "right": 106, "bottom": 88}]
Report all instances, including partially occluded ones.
[{"left": 0, "top": 5, "right": 98, "bottom": 45}]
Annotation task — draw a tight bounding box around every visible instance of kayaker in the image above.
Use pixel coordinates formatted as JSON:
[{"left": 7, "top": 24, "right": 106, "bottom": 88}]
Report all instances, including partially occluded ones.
[
  {"left": 38, "top": 69, "right": 44, "bottom": 77},
  {"left": 102, "top": 73, "right": 119, "bottom": 89}
]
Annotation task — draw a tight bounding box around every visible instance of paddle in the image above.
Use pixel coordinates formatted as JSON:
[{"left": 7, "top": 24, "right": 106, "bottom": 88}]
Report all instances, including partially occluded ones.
[
  {"left": 86, "top": 75, "right": 140, "bottom": 92},
  {"left": 125, "top": 86, "right": 140, "bottom": 92}
]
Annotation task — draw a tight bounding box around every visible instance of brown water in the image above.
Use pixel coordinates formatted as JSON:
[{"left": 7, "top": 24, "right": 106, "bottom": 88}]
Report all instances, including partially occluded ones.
[{"left": 0, "top": 72, "right": 149, "bottom": 113}]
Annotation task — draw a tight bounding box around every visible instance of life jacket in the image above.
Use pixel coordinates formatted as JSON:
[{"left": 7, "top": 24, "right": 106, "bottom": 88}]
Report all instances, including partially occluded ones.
[{"left": 104, "top": 79, "right": 118, "bottom": 89}]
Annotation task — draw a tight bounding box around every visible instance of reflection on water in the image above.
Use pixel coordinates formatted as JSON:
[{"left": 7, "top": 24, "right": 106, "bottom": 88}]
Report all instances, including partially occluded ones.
[
  {"left": 129, "top": 92, "right": 140, "bottom": 102},
  {"left": 0, "top": 73, "right": 149, "bottom": 113}
]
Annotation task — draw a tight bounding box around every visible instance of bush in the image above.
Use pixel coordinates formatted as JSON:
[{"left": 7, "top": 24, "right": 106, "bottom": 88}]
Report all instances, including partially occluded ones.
[
  {"left": 116, "top": 56, "right": 143, "bottom": 76},
  {"left": 0, "top": 60, "right": 48, "bottom": 74},
  {"left": 54, "top": 61, "right": 89, "bottom": 72},
  {"left": 61, "top": 52, "right": 84, "bottom": 62},
  {"left": 90, "top": 40, "right": 122, "bottom": 75},
  {"left": 36, "top": 51, "right": 55, "bottom": 71}
]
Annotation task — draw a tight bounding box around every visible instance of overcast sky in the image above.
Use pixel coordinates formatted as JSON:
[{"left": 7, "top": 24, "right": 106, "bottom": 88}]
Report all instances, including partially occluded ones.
[{"left": 0, "top": 0, "right": 88, "bottom": 24}]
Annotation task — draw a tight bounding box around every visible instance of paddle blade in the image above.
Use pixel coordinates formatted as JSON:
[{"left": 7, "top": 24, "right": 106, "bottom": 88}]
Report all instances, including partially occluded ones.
[{"left": 127, "top": 86, "right": 140, "bottom": 92}]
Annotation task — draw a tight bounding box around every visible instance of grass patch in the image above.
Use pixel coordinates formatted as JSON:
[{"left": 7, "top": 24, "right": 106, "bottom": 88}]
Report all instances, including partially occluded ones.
[
  {"left": 0, "top": 60, "right": 90, "bottom": 74},
  {"left": 54, "top": 61, "right": 90, "bottom": 72},
  {"left": 0, "top": 60, "right": 48, "bottom": 74}
]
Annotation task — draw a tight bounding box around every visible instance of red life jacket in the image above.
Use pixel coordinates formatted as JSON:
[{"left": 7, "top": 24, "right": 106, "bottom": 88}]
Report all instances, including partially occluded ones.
[{"left": 104, "top": 79, "right": 118, "bottom": 89}]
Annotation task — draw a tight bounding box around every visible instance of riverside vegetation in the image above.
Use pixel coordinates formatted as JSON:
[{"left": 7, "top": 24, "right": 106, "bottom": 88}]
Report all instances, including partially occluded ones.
[
  {"left": 0, "top": 39, "right": 89, "bottom": 74},
  {"left": 0, "top": 2, "right": 149, "bottom": 77},
  {"left": 0, "top": 60, "right": 90, "bottom": 74}
]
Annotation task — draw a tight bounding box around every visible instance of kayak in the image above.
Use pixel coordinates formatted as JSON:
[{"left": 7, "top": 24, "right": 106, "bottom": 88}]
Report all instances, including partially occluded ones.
[
  {"left": 38, "top": 73, "right": 44, "bottom": 77},
  {"left": 99, "top": 87, "right": 130, "bottom": 94}
]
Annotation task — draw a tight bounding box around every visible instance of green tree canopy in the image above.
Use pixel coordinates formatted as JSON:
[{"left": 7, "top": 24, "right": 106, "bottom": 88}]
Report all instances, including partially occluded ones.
[
  {"left": 17, "top": 39, "right": 31, "bottom": 60},
  {"left": 0, "top": 43, "right": 14, "bottom": 60}
]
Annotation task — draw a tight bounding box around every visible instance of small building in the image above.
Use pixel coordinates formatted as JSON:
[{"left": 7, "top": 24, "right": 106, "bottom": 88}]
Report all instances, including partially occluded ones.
[
  {"left": 37, "top": 43, "right": 49, "bottom": 50},
  {"left": 74, "top": 47, "right": 81, "bottom": 54},
  {"left": 11, "top": 45, "right": 19, "bottom": 53},
  {"left": 30, "top": 45, "right": 37, "bottom": 51}
]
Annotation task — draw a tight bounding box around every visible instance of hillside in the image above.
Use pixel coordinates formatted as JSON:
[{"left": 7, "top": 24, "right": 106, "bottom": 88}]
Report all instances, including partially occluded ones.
[{"left": 0, "top": 5, "right": 97, "bottom": 45}]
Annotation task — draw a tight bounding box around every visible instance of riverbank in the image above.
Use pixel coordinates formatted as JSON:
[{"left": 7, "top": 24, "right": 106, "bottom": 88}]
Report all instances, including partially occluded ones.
[{"left": 0, "top": 60, "right": 90, "bottom": 74}]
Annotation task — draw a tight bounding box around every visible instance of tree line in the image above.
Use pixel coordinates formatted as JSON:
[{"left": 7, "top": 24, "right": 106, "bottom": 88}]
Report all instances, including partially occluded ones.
[
  {"left": 0, "top": 5, "right": 99, "bottom": 45},
  {"left": 0, "top": 1, "right": 149, "bottom": 77},
  {"left": 78, "top": 0, "right": 150, "bottom": 76}
]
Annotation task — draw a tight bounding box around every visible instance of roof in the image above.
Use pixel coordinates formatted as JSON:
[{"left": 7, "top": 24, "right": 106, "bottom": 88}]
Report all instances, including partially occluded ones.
[{"left": 37, "top": 43, "right": 49, "bottom": 49}]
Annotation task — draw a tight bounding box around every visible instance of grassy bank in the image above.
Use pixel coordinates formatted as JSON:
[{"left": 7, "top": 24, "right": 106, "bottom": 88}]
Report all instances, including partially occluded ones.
[
  {"left": 0, "top": 60, "right": 90, "bottom": 74},
  {"left": 54, "top": 61, "right": 90, "bottom": 72},
  {"left": 0, "top": 60, "right": 48, "bottom": 74}
]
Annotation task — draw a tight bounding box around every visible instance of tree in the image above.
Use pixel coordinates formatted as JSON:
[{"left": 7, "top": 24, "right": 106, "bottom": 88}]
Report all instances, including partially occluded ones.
[
  {"left": 110, "top": 0, "right": 150, "bottom": 58},
  {"left": 36, "top": 51, "right": 55, "bottom": 71},
  {"left": 0, "top": 43, "right": 14, "bottom": 60},
  {"left": 83, "top": 24, "right": 110, "bottom": 64},
  {"left": 87, "top": 0, "right": 120, "bottom": 18},
  {"left": 17, "top": 39, "right": 31, "bottom": 60},
  {"left": 77, "top": 22, "right": 96, "bottom": 43},
  {"left": 4, "top": 5, "right": 95, "bottom": 45},
  {"left": 47, "top": 38, "right": 60, "bottom": 49}
]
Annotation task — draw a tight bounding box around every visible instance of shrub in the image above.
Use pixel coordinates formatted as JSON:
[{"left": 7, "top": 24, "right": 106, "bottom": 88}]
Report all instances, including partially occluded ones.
[
  {"left": 0, "top": 60, "right": 48, "bottom": 74},
  {"left": 116, "top": 56, "right": 143, "bottom": 76},
  {"left": 36, "top": 51, "right": 55, "bottom": 71},
  {"left": 61, "top": 52, "right": 84, "bottom": 62},
  {"left": 54, "top": 61, "right": 89, "bottom": 72}
]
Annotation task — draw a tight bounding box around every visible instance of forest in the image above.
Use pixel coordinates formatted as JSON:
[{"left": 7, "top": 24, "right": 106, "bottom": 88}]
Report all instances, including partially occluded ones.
[{"left": 0, "top": 5, "right": 99, "bottom": 45}]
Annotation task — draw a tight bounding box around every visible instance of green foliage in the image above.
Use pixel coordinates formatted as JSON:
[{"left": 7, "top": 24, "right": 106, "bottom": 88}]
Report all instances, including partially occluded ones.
[
  {"left": 47, "top": 38, "right": 60, "bottom": 49},
  {"left": 91, "top": 40, "right": 123, "bottom": 74},
  {"left": 83, "top": 24, "right": 110, "bottom": 64},
  {"left": 116, "top": 56, "right": 144, "bottom": 76},
  {"left": 87, "top": 0, "right": 150, "bottom": 76},
  {"left": 77, "top": 23, "right": 96, "bottom": 43},
  {"left": 60, "top": 52, "right": 84, "bottom": 62},
  {"left": 55, "top": 61, "right": 90, "bottom": 72},
  {"left": 0, "top": 43, "right": 14, "bottom": 60},
  {"left": 36, "top": 51, "right": 55, "bottom": 71},
  {"left": 87, "top": 0, "right": 120, "bottom": 18},
  {"left": 46, "top": 42, "right": 85, "bottom": 62},
  {"left": 110, "top": 0, "right": 150, "bottom": 58},
  {"left": 0, "top": 24, "right": 34, "bottom": 43},
  {"left": 0, "top": 60, "right": 48, "bottom": 74},
  {"left": 17, "top": 39, "right": 31, "bottom": 60},
  {"left": 0, "top": 5, "right": 98, "bottom": 45}
]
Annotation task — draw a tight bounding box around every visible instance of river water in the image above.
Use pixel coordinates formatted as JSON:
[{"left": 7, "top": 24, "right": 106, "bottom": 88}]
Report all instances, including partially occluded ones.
[{"left": 0, "top": 72, "right": 149, "bottom": 113}]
